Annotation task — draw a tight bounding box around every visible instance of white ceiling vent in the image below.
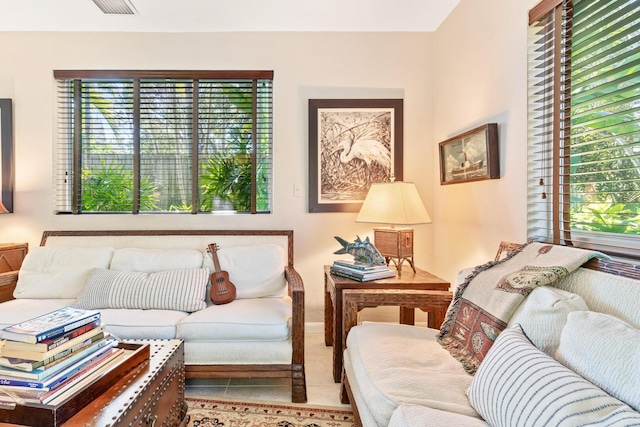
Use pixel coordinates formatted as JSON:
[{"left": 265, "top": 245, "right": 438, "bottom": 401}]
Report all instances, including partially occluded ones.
[{"left": 91, "top": 0, "right": 137, "bottom": 14}]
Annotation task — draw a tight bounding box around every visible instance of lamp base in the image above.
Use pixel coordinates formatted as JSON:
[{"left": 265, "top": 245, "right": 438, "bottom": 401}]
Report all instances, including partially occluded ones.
[{"left": 373, "top": 227, "right": 416, "bottom": 273}]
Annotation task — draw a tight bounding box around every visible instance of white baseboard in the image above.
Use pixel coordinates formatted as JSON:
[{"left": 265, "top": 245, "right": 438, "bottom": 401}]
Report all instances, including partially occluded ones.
[{"left": 305, "top": 322, "right": 324, "bottom": 334}]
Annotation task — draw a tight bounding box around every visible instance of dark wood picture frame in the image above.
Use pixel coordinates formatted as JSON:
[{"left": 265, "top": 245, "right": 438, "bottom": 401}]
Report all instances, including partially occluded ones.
[
  {"left": 308, "top": 99, "right": 403, "bottom": 213},
  {"left": 0, "top": 99, "right": 13, "bottom": 212},
  {"left": 439, "top": 123, "right": 499, "bottom": 185}
]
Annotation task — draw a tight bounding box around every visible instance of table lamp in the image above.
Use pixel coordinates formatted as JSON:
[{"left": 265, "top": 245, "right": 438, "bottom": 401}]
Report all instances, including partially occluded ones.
[{"left": 356, "top": 181, "right": 431, "bottom": 272}]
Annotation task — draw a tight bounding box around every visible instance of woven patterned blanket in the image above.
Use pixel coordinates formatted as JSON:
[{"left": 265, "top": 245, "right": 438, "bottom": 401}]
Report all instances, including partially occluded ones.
[{"left": 437, "top": 242, "right": 605, "bottom": 374}]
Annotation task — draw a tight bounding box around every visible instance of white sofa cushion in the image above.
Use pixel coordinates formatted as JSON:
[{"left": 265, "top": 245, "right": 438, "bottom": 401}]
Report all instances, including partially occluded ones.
[
  {"left": 110, "top": 248, "right": 203, "bottom": 272},
  {"left": 555, "top": 310, "right": 640, "bottom": 411},
  {"left": 177, "top": 297, "right": 292, "bottom": 341},
  {"left": 14, "top": 246, "right": 114, "bottom": 299},
  {"left": 467, "top": 325, "right": 640, "bottom": 426},
  {"left": 345, "top": 323, "right": 480, "bottom": 427},
  {"left": 75, "top": 268, "right": 209, "bottom": 312},
  {"left": 389, "top": 405, "right": 489, "bottom": 427},
  {"left": 507, "top": 286, "right": 588, "bottom": 355},
  {"left": 185, "top": 340, "right": 292, "bottom": 365},
  {"left": 202, "top": 244, "right": 287, "bottom": 300},
  {"left": 98, "top": 308, "right": 188, "bottom": 340}
]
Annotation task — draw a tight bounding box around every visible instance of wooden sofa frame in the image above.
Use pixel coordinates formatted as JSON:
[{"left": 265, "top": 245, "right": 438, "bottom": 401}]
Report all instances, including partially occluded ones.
[
  {"left": 24, "top": 229, "right": 307, "bottom": 403},
  {"left": 340, "top": 241, "right": 640, "bottom": 425}
]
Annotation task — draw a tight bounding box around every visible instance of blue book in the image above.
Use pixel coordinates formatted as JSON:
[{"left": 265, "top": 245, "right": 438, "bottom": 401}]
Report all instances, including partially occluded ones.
[
  {"left": 0, "top": 338, "right": 116, "bottom": 389},
  {"left": 0, "top": 306, "right": 101, "bottom": 344}
]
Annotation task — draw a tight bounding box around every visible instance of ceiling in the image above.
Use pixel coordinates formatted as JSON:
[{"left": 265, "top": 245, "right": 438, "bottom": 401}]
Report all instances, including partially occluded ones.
[{"left": 0, "top": 0, "right": 460, "bottom": 32}]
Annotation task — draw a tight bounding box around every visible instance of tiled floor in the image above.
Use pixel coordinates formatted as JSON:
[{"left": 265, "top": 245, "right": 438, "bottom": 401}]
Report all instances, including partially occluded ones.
[{"left": 185, "top": 333, "right": 349, "bottom": 408}]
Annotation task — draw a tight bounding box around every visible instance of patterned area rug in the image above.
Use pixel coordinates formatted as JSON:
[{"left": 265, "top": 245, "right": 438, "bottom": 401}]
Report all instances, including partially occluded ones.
[{"left": 186, "top": 397, "right": 356, "bottom": 427}]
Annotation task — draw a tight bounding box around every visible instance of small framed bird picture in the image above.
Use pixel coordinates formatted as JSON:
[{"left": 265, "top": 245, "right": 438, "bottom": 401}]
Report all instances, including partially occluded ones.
[{"left": 308, "top": 98, "right": 403, "bottom": 213}]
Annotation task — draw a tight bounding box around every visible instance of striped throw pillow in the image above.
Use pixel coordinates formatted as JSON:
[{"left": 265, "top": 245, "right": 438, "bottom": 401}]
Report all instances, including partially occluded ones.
[
  {"left": 76, "top": 268, "right": 209, "bottom": 312},
  {"left": 467, "top": 325, "right": 640, "bottom": 427}
]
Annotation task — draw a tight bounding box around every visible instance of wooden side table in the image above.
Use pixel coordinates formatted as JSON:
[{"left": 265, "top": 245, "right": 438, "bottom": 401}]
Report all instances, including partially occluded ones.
[
  {"left": 0, "top": 243, "right": 28, "bottom": 303},
  {"left": 324, "top": 265, "right": 450, "bottom": 382}
]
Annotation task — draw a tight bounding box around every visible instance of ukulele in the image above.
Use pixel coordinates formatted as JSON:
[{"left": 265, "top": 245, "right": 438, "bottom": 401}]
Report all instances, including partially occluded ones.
[{"left": 207, "top": 243, "right": 237, "bottom": 305}]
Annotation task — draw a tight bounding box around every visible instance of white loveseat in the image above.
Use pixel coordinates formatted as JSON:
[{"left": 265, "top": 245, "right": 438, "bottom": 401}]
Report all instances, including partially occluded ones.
[
  {"left": 341, "top": 242, "right": 640, "bottom": 426},
  {"left": 0, "top": 230, "right": 307, "bottom": 403}
]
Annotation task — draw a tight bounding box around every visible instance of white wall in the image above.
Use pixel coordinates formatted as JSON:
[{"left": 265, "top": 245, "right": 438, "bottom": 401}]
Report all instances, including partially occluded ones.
[
  {"left": 0, "top": 31, "right": 435, "bottom": 324},
  {"left": 432, "top": 0, "right": 539, "bottom": 282}
]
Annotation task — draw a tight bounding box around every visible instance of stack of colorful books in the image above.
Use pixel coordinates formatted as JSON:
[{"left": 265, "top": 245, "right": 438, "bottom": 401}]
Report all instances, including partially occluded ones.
[
  {"left": 0, "top": 306, "right": 122, "bottom": 406},
  {"left": 330, "top": 259, "right": 396, "bottom": 282}
]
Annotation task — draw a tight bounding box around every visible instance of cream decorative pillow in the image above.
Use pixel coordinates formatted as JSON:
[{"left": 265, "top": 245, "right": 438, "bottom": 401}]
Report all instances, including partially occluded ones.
[
  {"left": 555, "top": 311, "right": 640, "bottom": 411},
  {"left": 14, "top": 246, "right": 115, "bottom": 299},
  {"left": 110, "top": 248, "right": 203, "bottom": 272},
  {"left": 467, "top": 325, "right": 640, "bottom": 426},
  {"left": 202, "top": 244, "right": 287, "bottom": 300},
  {"left": 507, "top": 286, "right": 588, "bottom": 355},
  {"left": 76, "top": 268, "right": 208, "bottom": 312}
]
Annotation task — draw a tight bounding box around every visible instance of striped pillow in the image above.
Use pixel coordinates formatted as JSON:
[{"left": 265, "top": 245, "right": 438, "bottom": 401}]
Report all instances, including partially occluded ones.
[
  {"left": 76, "top": 268, "right": 209, "bottom": 312},
  {"left": 467, "top": 325, "right": 640, "bottom": 427}
]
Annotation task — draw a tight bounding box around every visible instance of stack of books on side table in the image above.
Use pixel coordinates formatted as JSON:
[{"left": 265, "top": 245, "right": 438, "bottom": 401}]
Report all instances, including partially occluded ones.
[
  {"left": 0, "top": 306, "right": 123, "bottom": 406},
  {"left": 330, "top": 259, "right": 397, "bottom": 282}
]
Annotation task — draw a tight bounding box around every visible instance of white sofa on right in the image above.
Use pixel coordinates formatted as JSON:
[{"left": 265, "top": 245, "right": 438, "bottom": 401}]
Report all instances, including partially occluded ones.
[{"left": 341, "top": 242, "right": 640, "bottom": 427}]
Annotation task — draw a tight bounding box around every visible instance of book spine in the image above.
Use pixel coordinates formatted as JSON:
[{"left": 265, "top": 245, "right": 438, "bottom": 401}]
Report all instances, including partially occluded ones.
[
  {"left": 0, "top": 338, "right": 112, "bottom": 380},
  {"left": 34, "top": 313, "right": 101, "bottom": 343},
  {"left": 333, "top": 261, "right": 388, "bottom": 271},
  {"left": 3, "top": 320, "right": 101, "bottom": 353},
  {"left": 330, "top": 265, "right": 368, "bottom": 278},
  {"left": 41, "top": 320, "right": 100, "bottom": 351},
  {"left": 329, "top": 268, "right": 365, "bottom": 282},
  {"left": 0, "top": 377, "right": 48, "bottom": 389},
  {"left": 42, "top": 344, "right": 115, "bottom": 390}
]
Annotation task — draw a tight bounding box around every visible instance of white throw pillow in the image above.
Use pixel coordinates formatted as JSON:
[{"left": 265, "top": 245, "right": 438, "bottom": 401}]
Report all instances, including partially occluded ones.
[
  {"left": 202, "top": 244, "right": 287, "bottom": 299},
  {"left": 555, "top": 310, "right": 640, "bottom": 412},
  {"left": 467, "top": 325, "right": 640, "bottom": 427},
  {"left": 508, "top": 286, "right": 588, "bottom": 355},
  {"left": 110, "top": 248, "right": 203, "bottom": 272},
  {"left": 14, "top": 246, "right": 115, "bottom": 299},
  {"left": 75, "top": 268, "right": 208, "bottom": 312}
]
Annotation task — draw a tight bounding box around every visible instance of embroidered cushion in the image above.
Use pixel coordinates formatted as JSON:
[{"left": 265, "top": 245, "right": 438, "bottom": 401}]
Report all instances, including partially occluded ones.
[
  {"left": 555, "top": 310, "right": 640, "bottom": 411},
  {"left": 467, "top": 325, "right": 640, "bottom": 426},
  {"left": 75, "top": 268, "right": 208, "bottom": 312},
  {"left": 438, "top": 242, "right": 600, "bottom": 374}
]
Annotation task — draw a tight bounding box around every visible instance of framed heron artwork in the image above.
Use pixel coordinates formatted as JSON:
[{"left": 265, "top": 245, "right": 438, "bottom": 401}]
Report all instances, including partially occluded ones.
[{"left": 308, "top": 98, "right": 403, "bottom": 213}]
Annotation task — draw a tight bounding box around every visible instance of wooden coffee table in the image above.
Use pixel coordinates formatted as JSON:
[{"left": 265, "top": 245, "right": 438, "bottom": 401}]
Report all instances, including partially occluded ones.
[{"left": 0, "top": 339, "right": 189, "bottom": 427}]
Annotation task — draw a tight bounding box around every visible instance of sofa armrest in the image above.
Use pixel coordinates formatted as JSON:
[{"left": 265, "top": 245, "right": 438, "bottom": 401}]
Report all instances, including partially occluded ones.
[
  {"left": 284, "top": 266, "right": 306, "bottom": 401},
  {"left": 0, "top": 271, "right": 18, "bottom": 303},
  {"left": 342, "top": 289, "right": 453, "bottom": 350}
]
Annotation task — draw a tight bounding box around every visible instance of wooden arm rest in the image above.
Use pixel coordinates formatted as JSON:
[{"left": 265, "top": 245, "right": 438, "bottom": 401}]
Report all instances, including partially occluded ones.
[
  {"left": 285, "top": 266, "right": 305, "bottom": 365},
  {"left": 494, "top": 241, "right": 524, "bottom": 261},
  {"left": 342, "top": 289, "right": 453, "bottom": 350},
  {"left": 0, "top": 271, "right": 18, "bottom": 303}
]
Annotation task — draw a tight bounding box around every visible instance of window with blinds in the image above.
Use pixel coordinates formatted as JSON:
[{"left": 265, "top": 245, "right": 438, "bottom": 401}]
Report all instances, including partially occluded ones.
[
  {"left": 527, "top": 0, "right": 640, "bottom": 257},
  {"left": 54, "top": 70, "right": 273, "bottom": 214}
]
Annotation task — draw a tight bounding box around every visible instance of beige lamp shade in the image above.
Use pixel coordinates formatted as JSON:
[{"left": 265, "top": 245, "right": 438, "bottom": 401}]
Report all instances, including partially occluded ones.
[{"left": 356, "top": 181, "right": 431, "bottom": 225}]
